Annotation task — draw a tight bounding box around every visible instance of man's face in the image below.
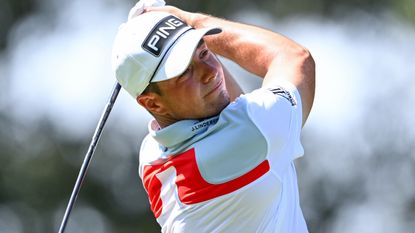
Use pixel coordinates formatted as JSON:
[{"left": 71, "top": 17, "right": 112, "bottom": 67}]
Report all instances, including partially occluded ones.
[{"left": 154, "top": 40, "right": 230, "bottom": 121}]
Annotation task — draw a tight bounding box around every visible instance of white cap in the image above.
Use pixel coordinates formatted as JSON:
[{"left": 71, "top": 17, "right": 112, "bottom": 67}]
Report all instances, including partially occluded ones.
[{"left": 111, "top": 11, "right": 221, "bottom": 97}]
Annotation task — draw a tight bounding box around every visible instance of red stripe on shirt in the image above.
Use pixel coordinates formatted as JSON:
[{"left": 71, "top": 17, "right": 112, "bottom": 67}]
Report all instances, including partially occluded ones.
[{"left": 142, "top": 148, "right": 270, "bottom": 218}]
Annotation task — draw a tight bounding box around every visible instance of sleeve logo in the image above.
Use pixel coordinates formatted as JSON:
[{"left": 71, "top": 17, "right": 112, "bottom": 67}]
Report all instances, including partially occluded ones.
[{"left": 269, "top": 87, "right": 296, "bottom": 106}]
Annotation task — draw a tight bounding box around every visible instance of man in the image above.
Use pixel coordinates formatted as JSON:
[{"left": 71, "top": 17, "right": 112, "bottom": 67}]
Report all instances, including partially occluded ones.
[{"left": 112, "top": 4, "right": 315, "bottom": 233}]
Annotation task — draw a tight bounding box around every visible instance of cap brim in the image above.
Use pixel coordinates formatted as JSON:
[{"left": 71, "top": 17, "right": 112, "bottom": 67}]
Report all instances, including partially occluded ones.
[{"left": 151, "top": 27, "right": 222, "bottom": 83}]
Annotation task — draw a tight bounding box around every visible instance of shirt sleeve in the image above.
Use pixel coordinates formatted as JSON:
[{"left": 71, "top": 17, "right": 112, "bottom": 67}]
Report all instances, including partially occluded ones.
[{"left": 244, "top": 80, "right": 304, "bottom": 177}]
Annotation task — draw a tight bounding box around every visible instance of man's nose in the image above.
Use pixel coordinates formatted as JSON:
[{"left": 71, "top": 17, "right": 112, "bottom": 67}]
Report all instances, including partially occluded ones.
[{"left": 195, "top": 58, "right": 217, "bottom": 84}]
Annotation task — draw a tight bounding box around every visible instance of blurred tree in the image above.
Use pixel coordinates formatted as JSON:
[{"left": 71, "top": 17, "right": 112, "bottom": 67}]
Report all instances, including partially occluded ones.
[
  {"left": 0, "top": 0, "right": 36, "bottom": 50},
  {"left": 393, "top": 0, "right": 415, "bottom": 23},
  {"left": 0, "top": 113, "right": 160, "bottom": 232},
  {"left": 1, "top": 0, "right": 415, "bottom": 232},
  {"left": 1, "top": 0, "right": 414, "bottom": 51},
  {"left": 162, "top": 0, "right": 401, "bottom": 19}
]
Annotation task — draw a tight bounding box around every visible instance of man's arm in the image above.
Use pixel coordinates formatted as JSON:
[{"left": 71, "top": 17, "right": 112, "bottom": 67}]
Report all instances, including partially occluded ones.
[{"left": 147, "top": 6, "right": 315, "bottom": 125}]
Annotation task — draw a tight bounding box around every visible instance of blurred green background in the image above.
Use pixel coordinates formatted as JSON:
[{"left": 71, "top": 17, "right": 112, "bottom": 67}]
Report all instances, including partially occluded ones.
[{"left": 1, "top": 0, "right": 415, "bottom": 232}]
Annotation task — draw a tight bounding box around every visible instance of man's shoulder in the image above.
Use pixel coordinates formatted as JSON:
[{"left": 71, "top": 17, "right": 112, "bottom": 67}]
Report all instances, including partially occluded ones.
[{"left": 139, "top": 134, "right": 165, "bottom": 164}]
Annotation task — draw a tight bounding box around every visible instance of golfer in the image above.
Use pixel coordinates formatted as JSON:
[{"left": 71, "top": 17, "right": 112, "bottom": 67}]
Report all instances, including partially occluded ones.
[{"left": 111, "top": 4, "right": 315, "bottom": 233}]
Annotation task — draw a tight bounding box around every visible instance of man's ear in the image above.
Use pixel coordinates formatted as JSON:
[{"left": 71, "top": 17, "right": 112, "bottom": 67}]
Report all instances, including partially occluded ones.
[{"left": 136, "top": 93, "right": 167, "bottom": 115}]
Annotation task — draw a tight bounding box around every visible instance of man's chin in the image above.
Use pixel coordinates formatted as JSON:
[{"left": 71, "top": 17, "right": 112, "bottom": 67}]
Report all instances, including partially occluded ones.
[{"left": 213, "top": 91, "right": 231, "bottom": 115}]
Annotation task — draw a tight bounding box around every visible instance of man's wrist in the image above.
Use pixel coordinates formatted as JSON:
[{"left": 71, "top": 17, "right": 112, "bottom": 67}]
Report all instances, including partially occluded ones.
[{"left": 189, "top": 13, "right": 211, "bottom": 29}]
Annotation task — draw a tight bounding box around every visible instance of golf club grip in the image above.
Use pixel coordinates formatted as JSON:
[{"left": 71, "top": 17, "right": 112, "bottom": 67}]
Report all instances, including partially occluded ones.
[{"left": 58, "top": 82, "right": 122, "bottom": 233}]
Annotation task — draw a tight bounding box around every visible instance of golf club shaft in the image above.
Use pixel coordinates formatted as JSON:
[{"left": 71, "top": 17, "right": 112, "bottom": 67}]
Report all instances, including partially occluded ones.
[{"left": 58, "top": 82, "right": 122, "bottom": 233}]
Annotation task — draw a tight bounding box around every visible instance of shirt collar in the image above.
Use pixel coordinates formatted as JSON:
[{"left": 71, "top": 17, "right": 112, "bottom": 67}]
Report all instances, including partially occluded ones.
[{"left": 148, "top": 116, "right": 220, "bottom": 148}]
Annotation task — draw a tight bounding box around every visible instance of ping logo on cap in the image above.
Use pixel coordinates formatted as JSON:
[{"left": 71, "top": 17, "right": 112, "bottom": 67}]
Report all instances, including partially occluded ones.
[{"left": 142, "top": 16, "right": 187, "bottom": 57}]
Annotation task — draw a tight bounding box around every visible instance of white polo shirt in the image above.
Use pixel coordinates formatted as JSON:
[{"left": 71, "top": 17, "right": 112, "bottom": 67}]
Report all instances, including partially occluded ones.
[{"left": 139, "top": 81, "right": 308, "bottom": 233}]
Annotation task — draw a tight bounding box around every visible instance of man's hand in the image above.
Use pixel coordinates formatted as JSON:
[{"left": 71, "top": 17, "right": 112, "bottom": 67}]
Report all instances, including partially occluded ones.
[
  {"left": 128, "top": 0, "right": 166, "bottom": 19},
  {"left": 145, "top": 6, "right": 196, "bottom": 27}
]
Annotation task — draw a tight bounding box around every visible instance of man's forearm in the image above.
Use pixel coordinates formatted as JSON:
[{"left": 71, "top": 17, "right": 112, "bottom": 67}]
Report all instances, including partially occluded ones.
[
  {"left": 188, "top": 13, "right": 308, "bottom": 78},
  {"left": 147, "top": 6, "right": 306, "bottom": 78}
]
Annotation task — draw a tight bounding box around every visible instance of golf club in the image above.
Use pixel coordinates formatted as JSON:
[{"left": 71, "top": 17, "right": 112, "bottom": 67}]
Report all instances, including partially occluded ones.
[{"left": 58, "top": 82, "right": 122, "bottom": 233}]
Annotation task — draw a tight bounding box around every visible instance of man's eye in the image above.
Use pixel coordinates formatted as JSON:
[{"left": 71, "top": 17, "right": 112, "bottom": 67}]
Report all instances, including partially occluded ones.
[{"left": 199, "top": 49, "right": 209, "bottom": 59}]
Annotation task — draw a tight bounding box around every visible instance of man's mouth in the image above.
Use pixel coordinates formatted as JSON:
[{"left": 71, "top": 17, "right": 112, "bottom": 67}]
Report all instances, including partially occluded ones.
[{"left": 205, "top": 76, "right": 223, "bottom": 97}]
